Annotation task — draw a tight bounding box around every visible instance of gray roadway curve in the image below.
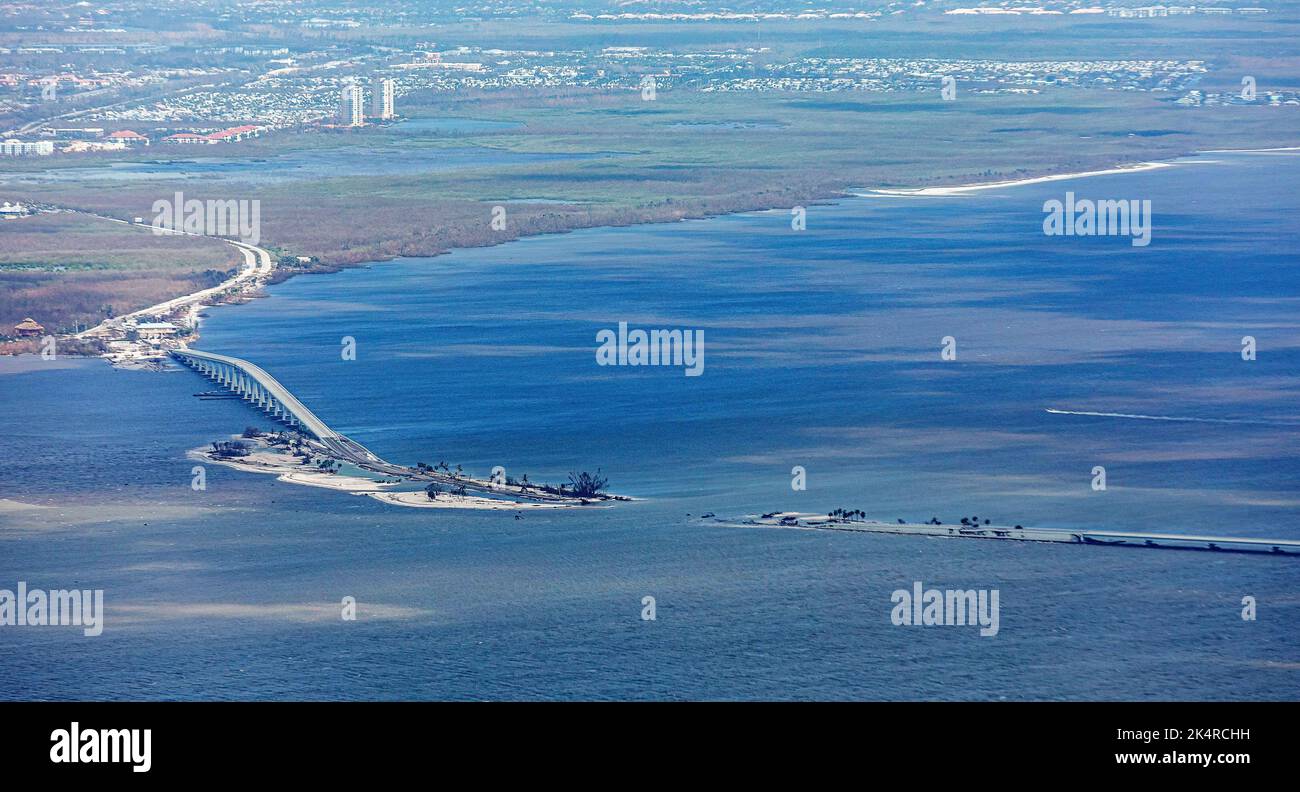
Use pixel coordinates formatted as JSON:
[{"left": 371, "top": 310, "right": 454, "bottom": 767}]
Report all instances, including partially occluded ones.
[
  {"left": 173, "top": 348, "right": 342, "bottom": 446},
  {"left": 173, "top": 349, "right": 411, "bottom": 473},
  {"left": 172, "top": 349, "right": 567, "bottom": 489}
]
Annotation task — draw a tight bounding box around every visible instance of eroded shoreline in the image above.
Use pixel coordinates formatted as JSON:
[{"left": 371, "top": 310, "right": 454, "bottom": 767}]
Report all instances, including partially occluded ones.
[
  {"left": 13, "top": 148, "right": 1286, "bottom": 364},
  {"left": 191, "top": 434, "right": 625, "bottom": 510}
]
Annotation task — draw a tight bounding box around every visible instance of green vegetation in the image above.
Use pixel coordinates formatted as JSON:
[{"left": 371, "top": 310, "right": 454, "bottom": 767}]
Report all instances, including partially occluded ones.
[
  {"left": 2, "top": 15, "right": 1297, "bottom": 337},
  {"left": 13, "top": 88, "right": 1297, "bottom": 282},
  {"left": 211, "top": 440, "right": 250, "bottom": 457},
  {"left": 0, "top": 212, "right": 240, "bottom": 335}
]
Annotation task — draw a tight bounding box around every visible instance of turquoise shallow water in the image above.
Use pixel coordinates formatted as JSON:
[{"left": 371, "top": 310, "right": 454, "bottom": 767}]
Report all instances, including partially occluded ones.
[{"left": 1, "top": 152, "right": 1297, "bottom": 699}]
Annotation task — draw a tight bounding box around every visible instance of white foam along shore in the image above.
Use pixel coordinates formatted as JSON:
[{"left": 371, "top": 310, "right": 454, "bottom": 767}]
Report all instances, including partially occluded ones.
[
  {"left": 53, "top": 147, "right": 1299, "bottom": 353},
  {"left": 861, "top": 147, "right": 1300, "bottom": 198},
  {"left": 1198, "top": 146, "right": 1300, "bottom": 154},
  {"left": 862, "top": 161, "right": 1177, "bottom": 197},
  {"left": 62, "top": 148, "right": 1290, "bottom": 359}
]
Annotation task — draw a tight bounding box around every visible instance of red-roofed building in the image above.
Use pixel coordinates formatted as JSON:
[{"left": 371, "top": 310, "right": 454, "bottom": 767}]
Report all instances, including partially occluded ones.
[
  {"left": 105, "top": 130, "right": 149, "bottom": 146},
  {"left": 205, "top": 125, "right": 263, "bottom": 142}
]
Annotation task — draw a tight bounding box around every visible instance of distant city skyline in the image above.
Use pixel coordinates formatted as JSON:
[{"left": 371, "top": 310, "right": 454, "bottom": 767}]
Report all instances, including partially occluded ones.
[{"left": 339, "top": 78, "right": 397, "bottom": 126}]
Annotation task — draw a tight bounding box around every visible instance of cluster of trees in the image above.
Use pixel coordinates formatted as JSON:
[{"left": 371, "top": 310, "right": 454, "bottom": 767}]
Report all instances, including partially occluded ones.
[
  {"left": 527, "top": 470, "right": 609, "bottom": 499},
  {"left": 276, "top": 254, "right": 316, "bottom": 268},
  {"left": 197, "top": 268, "right": 237, "bottom": 289},
  {"left": 424, "top": 482, "right": 467, "bottom": 500},
  {"left": 413, "top": 463, "right": 607, "bottom": 501},
  {"left": 565, "top": 470, "right": 608, "bottom": 498},
  {"left": 816, "top": 513, "right": 1008, "bottom": 528},
  {"left": 211, "top": 440, "right": 250, "bottom": 457},
  {"left": 0, "top": 213, "right": 240, "bottom": 335},
  {"left": 409, "top": 460, "right": 608, "bottom": 499},
  {"left": 828, "top": 508, "right": 865, "bottom": 521},
  {"left": 414, "top": 460, "right": 462, "bottom": 476}
]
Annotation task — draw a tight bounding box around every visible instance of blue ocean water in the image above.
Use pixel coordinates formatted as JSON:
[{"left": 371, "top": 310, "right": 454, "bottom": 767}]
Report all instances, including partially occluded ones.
[{"left": 1, "top": 152, "right": 1297, "bottom": 700}]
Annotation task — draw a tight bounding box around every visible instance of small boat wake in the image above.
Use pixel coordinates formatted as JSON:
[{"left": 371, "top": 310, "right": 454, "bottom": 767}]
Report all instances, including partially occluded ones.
[{"left": 1045, "top": 408, "right": 1298, "bottom": 426}]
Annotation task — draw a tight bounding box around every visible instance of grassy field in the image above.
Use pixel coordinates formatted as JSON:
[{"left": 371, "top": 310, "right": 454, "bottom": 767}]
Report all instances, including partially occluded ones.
[
  {"left": 0, "top": 212, "right": 241, "bottom": 336},
  {"left": 2, "top": 13, "right": 1298, "bottom": 339},
  {"left": 9, "top": 88, "right": 1296, "bottom": 269}
]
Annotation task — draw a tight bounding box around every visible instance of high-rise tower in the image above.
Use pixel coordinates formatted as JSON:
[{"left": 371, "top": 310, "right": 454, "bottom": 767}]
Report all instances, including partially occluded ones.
[
  {"left": 372, "top": 78, "right": 396, "bottom": 120},
  {"left": 339, "top": 83, "right": 364, "bottom": 126}
]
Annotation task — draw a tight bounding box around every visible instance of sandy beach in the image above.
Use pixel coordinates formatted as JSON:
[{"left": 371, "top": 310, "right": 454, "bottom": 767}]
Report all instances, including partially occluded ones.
[
  {"left": 36, "top": 150, "right": 1273, "bottom": 368},
  {"left": 1198, "top": 146, "right": 1300, "bottom": 154},
  {"left": 368, "top": 491, "right": 578, "bottom": 510},
  {"left": 190, "top": 438, "right": 603, "bottom": 510},
  {"left": 860, "top": 161, "right": 1178, "bottom": 197}
]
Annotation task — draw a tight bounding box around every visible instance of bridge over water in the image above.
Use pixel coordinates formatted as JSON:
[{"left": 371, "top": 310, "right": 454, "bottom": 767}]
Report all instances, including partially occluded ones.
[
  {"left": 171, "top": 348, "right": 396, "bottom": 472},
  {"left": 171, "top": 348, "right": 593, "bottom": 502}
]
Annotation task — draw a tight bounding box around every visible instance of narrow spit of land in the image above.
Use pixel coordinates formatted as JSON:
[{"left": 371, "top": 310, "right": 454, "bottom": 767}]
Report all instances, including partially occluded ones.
[
  {"left": 716, "top": 513, "right": 1300, "bottom": 557},
  {"left": 176, "top": 349, "right": 629, "bottom": 511},
  {"left": 194, "top": 433, "right": 627, "bottom": 512}
]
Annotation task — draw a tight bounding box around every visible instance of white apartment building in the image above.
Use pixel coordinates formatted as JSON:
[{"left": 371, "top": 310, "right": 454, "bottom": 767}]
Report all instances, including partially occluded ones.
[
  {"left": 373, "top": 77, "right": 396, "bottom": 119},
  {"left": 339, "top": 83, "right": 364, "bottom": 126},
  {"left": 1, "top": 139, "right": 54, "bottom": 156}
]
